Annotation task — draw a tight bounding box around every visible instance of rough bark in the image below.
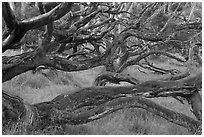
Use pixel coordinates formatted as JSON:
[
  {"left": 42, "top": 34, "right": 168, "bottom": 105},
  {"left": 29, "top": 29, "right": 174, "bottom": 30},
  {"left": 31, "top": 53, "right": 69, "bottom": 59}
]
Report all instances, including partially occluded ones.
[
  {"left": 2, "top": 50, "right": 105, "bottom": 83},
  {"left": 3, "top": 74, "right": 201, "bottom": 134},
  {"left": 93, "top": 72, "right": 140, "bottom": 86},
  {"left": 2, "top": 2, "right": 202, "bottom": 135},
  {"left": 118, "top": 50, "right": 187, "bottom": 73},
  {"left": 2, "top": 2, "right": 74, "bottom": 52}
]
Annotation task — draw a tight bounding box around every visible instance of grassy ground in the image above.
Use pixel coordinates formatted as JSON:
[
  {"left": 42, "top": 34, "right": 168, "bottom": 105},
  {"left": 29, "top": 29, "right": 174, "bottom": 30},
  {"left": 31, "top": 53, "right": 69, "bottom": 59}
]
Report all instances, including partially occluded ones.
[{"left": 2, "top": 59, "right": 198, "bottom": 135}]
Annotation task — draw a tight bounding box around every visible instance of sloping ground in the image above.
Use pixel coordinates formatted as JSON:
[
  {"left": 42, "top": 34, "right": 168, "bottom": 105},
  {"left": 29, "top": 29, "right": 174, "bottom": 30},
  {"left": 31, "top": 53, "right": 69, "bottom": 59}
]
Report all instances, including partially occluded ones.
[
  {"left": 2, "top": 59, "right": 199, "bottom": 134},
  {"left": 2, "top": 66, "right": 104, "bottom": 104}
]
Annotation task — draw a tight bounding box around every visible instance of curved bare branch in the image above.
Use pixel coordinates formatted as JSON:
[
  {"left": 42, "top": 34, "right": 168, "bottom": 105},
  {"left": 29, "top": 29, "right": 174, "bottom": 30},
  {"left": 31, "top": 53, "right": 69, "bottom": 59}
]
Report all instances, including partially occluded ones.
[
  {"left": 3, "top": 77, "right": 201, "bottom": 133},
  {"left": 21, "top": 3, "right": 74, "bottom": 30},
  {"left": 118, "top": 50, "right": 186, "bottom": 73},
  {"left": 93, "top": 72, "right": 140, "bottom": 86},
  {"left": 2, "top": 2, "right": 17, "bottom": 31}
]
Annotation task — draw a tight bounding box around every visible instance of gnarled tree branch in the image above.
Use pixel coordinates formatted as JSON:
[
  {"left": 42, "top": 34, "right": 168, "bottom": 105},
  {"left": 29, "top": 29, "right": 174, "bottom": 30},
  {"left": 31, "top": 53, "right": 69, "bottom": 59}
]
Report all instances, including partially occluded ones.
[
  {"left": 93, "top": 72, "right": 140, "bottom": 86},
  {"left": 3, "top": 75, "right": 201, "bottom": 133}
]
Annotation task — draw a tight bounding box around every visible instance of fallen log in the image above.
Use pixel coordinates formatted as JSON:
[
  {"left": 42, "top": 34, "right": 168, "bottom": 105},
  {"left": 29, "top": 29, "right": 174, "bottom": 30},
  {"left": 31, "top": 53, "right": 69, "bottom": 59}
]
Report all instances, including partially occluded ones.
[{"left": 2, "top": 73, "right": 202, "bottom": 134}]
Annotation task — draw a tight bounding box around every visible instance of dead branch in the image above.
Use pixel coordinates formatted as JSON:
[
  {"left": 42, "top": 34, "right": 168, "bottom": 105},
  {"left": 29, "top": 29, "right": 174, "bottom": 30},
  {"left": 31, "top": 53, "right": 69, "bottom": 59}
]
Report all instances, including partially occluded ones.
[
  {"left": 21, "top": 3, "right": 74, "bottom": 30},
  {"left": 93, "top": 72, "right": 140, "bottom": 86},
  {"left": 175, "top": 21, "right": 202, "bottom": 32},
  {"left": 2, "top": 49, "right": 106, "bottom": 82},
  {"left": 118, "top": 50, "right": 186, "bottom": 73},
  {"left": 144, "top": 58, "right": 181, "bottom": 75},
  {"left": 2, "top": 2, "right": 17, "bottom": 31},
  {"left": 2, "top": 2, "right": 202, "bottom": 135},
  {"left": 3, "top": 75, "right": 201, "bottom": 133},
  {"left": 2, "top": 2, "right": 74, "bottom": 52}
]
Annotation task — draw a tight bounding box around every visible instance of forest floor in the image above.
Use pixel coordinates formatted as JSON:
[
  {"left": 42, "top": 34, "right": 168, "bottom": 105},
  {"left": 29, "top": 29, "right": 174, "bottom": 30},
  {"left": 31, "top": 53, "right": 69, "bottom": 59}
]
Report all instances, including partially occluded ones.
[{"left": 2, "top": 53, "right": 200, "bottom": 135}]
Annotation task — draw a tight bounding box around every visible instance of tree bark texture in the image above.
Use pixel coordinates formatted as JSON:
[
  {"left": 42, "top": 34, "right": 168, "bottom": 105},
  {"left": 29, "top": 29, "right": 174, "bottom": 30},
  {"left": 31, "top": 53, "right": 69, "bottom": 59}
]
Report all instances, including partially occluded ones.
[{"left": 3, "top": 73, "right": 201, "bottom": 134}]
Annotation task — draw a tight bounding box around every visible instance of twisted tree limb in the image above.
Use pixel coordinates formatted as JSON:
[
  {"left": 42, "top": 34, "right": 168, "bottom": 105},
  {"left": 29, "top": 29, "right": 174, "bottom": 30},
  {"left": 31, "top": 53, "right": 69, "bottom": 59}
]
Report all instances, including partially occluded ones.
[
  {"left": 2, "top": 47, "right": 106, "bottom": 82},
  {"left": 2, "top": 2, "right": 202, "bottom": 135},
  {"left": 93, "top": 72, "right": 140, "bottom": 86},
  {"left": 3, "top": 73, "right": 202, "bottom": 134},
  {"left": 118, "top": 50, "right": 186, "bottom": 73},
  {"left": 2, "top": 2, "right": 74, "bottom": 52}
]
